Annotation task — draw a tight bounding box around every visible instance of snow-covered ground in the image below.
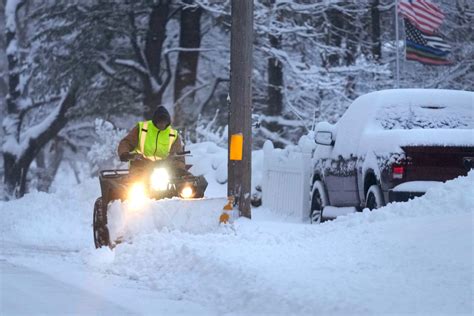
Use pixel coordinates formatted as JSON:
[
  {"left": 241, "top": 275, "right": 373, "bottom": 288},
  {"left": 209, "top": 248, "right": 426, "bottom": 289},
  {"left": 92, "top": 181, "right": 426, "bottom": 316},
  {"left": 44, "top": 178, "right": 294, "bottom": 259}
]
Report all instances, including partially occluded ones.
[{"left": 1, "top": 152, "right": 473, "bottom": 315}]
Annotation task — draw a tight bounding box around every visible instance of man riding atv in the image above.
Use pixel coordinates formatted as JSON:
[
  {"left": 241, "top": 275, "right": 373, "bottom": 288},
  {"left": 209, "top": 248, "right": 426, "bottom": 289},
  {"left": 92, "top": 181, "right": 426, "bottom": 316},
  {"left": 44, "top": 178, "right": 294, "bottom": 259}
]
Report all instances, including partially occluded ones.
[
  {"left": 93, "top": 106, "right": 208, "bottom": 248},
  {"left": 118, "top": 106, "right": 186, "bottom": 172}
]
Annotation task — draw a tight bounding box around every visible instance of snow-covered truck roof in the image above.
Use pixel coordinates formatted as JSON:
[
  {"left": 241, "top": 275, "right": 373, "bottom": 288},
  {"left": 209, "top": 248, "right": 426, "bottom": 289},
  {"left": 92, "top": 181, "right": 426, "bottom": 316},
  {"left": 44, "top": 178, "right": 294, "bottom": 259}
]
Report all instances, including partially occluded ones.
[{"left": 325, "top": 89, "right": 474, "bottom": 157}]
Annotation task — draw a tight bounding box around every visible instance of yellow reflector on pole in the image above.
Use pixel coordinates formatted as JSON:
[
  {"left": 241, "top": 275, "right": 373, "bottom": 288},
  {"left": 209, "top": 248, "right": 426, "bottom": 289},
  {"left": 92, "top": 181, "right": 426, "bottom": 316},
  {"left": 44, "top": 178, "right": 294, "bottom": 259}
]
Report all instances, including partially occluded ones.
[{"left": 230, "top": 133, "right": 243, "bottom": 161}]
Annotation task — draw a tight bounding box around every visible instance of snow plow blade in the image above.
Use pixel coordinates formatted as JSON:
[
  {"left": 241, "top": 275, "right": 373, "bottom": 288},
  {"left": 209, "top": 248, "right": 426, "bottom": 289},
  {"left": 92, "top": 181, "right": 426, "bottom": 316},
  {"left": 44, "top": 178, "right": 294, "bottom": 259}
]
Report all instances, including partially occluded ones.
[{"left": 95, "top": 197, "right": 236, "bottom": 248}]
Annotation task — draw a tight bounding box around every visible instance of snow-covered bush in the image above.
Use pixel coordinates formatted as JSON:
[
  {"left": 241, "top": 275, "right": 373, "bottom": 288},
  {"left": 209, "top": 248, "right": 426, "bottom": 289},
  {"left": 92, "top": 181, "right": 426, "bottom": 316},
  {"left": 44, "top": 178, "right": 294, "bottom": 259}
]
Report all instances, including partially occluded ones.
[
  {"left": 88, "top": 119, "right": 127, "bottom": 174},
  {"left": 195, "top": 110, "right": 228, "bottom": 147}
]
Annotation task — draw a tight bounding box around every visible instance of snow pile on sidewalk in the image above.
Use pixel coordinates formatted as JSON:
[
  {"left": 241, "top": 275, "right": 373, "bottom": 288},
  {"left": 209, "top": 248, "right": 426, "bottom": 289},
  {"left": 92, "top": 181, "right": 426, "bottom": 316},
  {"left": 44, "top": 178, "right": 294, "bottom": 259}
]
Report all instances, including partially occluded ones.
[
  {"left": 335, "top": 170, "right": 474, "bottom": 226},
  {"left": 0, "top": 179, "right": 98, "bottom": 250}
]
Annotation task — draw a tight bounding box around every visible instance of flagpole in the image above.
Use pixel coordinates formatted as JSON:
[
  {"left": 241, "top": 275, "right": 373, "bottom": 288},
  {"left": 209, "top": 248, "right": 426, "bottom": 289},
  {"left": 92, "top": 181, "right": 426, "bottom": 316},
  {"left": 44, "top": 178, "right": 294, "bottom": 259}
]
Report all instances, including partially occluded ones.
[{"left": 395, "top": 0, "right": 400, "bottom": 88}]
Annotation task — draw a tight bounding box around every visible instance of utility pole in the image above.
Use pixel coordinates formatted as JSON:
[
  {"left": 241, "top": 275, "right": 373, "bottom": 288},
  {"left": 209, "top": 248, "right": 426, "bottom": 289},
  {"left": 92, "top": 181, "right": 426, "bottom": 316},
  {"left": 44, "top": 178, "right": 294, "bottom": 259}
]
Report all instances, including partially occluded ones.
[
  {"left": 228, "top": 0, "right": 253, "bottom": 218},
  {"left": 395, "top": 0, "right": 400, "bottom": 88}
]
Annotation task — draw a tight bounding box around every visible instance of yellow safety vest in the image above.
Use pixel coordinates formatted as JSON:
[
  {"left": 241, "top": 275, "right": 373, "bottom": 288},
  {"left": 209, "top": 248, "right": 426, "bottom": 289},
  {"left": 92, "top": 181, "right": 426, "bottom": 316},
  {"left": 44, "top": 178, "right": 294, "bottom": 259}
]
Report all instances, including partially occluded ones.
[{"left": 134, "top": 121, "right": 177, "bottom": 161}]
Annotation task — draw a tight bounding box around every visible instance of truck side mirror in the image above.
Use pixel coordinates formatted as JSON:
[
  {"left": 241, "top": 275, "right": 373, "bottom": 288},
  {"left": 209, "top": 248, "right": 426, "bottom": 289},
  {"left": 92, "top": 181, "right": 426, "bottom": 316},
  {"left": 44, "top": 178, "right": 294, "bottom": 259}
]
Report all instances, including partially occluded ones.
[{"left": 315, "top": 131, "right": 334, "bottom": 146}]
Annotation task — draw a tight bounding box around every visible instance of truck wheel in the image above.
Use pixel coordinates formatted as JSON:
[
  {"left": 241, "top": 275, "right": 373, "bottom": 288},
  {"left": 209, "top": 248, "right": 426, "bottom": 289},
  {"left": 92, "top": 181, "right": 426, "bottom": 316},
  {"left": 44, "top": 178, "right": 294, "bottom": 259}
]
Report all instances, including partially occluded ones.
[
  {"left": 310, "top": 181, "right": 329, "bottom": 224},
  {"left": 93, "top": 197, "right": 110, "bottom": 248},
  {"left": 366, "top": 185, "right": 384, "bottom": 210}
]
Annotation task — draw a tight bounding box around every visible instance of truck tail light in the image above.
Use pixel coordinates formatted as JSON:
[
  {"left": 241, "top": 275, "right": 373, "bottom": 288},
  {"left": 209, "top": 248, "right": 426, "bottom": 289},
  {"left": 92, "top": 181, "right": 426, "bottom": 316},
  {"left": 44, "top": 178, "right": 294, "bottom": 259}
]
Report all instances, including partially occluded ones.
[{"left": 392, "top": 165, "right": 405, "bottom": 179}]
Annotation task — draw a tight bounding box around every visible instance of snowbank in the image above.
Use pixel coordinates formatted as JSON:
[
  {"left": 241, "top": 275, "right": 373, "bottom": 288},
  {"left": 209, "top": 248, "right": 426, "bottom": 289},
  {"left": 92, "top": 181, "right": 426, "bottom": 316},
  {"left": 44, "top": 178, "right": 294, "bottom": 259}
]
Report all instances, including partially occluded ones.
[
  {"left": 89, "top": 172, "right": 473, "bottom": 315},
  {"left": 1, "top": 150, "right": 472, "bottom": 314},
  {"left": 335, "top": 170, "right": 473, "bottom": 226},
  {"left": 0, "top": 179, "right": 98, "bottom": 250}
]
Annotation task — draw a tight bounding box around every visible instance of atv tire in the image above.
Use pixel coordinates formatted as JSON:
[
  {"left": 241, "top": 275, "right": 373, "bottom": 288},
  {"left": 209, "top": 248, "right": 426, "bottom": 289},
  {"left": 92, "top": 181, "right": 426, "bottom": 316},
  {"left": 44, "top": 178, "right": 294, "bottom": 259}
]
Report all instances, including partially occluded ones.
[{"left": 93, "top": 197, "right": 111, "bottom": 248}]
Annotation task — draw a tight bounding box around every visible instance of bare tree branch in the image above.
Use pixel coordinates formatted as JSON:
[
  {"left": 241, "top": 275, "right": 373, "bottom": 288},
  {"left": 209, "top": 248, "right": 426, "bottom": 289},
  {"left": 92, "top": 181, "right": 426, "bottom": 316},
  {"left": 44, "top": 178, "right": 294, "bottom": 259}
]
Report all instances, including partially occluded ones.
[
  {"left": 114, "top": 58, "right": 149, "bottom": 76},
  {"left": 156, "top": 52, "right": 173, "bottom": 98},
  {"left": 127, "top": 8, "right": 147, "bottom": 70},
  {"left": 97, "top": 60, "right": 142, "bottom": 93},
  {"left": 199, "top": 77, "right": 229, "bottom": 113}
]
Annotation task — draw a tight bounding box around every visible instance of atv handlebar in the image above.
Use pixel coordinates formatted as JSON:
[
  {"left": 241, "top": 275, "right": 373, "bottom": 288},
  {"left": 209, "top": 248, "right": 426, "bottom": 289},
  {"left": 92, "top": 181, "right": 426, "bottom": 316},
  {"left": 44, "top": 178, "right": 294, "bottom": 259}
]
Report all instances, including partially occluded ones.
[{"left": 128, "top": 150, "right": 191, "bottom": 162}]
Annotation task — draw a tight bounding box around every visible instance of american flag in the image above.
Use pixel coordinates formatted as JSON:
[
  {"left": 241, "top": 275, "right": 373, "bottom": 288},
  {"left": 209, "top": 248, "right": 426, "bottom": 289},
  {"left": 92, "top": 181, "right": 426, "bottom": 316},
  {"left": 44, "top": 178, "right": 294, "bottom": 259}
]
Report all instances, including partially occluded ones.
[
  {"left": 404, "top": 19, "right": 451, "bottom": 65},
  {"left": 399, "top": 0, "right": 444, "bottom": 34}
]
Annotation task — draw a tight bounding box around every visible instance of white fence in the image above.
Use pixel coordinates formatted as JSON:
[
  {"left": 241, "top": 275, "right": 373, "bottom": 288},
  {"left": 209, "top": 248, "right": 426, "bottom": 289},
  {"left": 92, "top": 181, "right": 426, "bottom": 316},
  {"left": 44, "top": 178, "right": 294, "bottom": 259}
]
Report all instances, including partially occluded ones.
[{"left": 262, "top": 140, "right": 313, "bottom": 221}]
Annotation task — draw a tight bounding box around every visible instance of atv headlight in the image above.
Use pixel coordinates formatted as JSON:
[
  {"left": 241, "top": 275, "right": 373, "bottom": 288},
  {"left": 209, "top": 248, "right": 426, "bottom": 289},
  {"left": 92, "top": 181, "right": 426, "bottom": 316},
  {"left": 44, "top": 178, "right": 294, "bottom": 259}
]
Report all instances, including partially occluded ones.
[
  {"left": 128, "top": 182, "right": 147, "bottom": 210},
  {"left": 180, "top": 186, "right": 194, "bottom": 199},
  {"left": 150, "top": 168, "right": 170, "bottom": 191}
]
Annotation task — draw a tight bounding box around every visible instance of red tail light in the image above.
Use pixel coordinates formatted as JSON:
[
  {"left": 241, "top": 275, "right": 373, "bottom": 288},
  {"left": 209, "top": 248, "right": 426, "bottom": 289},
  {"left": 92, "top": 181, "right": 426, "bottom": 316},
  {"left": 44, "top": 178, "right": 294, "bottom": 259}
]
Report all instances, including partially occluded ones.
[{"left": 392, "top": 165, "right": 405, "bottom": 179}]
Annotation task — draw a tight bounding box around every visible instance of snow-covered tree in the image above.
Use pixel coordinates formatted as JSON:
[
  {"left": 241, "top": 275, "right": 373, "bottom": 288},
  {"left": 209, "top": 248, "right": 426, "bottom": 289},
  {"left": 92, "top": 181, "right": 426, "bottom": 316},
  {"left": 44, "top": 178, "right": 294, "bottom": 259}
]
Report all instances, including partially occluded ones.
[
  {"left": 36, "top": 1, "right": 222, "bottom": 127},
  {"left": 87, "top": 119, "right": 127, "bottom": 174},
  {"left": 2, "top": 0, "right": 81, "bottom": 198}
]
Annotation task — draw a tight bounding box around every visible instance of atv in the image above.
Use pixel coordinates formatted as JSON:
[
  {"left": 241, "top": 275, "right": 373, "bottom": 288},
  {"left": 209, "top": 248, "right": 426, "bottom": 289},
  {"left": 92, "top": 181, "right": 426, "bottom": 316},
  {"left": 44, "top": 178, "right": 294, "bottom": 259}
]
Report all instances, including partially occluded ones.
[{"left": 93, "top": 151, "right": 208, "bottom": 248}]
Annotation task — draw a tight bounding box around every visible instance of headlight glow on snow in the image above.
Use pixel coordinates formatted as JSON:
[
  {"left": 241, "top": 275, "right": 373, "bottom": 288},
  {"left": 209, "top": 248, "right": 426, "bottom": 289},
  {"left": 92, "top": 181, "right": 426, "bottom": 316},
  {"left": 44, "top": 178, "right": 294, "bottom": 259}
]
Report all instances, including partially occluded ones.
[
  {"left": 128, "top": 182, "right": 147, "bottom": 210},
  {"left": 150, "top": 168, "right": 170, "bottom": 191},
  {"left": 180, "top": 186, "right": 194, "bottom": 199}
]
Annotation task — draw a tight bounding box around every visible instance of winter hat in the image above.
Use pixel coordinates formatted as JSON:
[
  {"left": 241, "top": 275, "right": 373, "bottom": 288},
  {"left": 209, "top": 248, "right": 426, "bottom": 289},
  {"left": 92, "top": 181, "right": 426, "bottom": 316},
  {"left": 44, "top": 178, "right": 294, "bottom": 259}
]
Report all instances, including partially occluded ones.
[{"left": 152, "top": 106, "right": 171, "bottom": 127}]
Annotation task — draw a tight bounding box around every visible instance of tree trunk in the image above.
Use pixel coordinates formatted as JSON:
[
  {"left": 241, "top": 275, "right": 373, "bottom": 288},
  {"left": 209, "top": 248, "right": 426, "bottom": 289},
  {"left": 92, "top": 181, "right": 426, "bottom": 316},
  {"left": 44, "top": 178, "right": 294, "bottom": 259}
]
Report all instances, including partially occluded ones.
[
  {"left": 143, "top": 0, "right": 170, "bottom": 119},
  {"left": 324, "top": 8, "right": 344, "bottom": 67},
  {"left": 3, "top": 0, "right": 24, "bottom": 198},
  {"left": 5, "top": 1, "right": 22, "bottom": 123},
  {"left": 145, "top": 1, "right": 169, "bottom": 84},
  {"left": 266, "top": 32, "right": 284, "bottom": 148},
  {"left": 173, "top": 0, "right": 202, "bottom": 128},
  {"left": 371, "top": 0, "right": 381, "bottom": 61},
  {"left": 3, "top": 154, "right": 23, "bottom": 198},
  {"left": 36, "top": 140, "right": 65, "bottom": 192}
]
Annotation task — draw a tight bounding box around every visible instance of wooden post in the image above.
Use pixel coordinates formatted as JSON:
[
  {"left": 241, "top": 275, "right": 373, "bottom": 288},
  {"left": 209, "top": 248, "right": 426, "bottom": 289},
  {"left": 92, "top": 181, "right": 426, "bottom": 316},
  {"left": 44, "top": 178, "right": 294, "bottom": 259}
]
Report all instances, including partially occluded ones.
[{"left": 228, "top": 0, "right": 253, "bottom": 218}]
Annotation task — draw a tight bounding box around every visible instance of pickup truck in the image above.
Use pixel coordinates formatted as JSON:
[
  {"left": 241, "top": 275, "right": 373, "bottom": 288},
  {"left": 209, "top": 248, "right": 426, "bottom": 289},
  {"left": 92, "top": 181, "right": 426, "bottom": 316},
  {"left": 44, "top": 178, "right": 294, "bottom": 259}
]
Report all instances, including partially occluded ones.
[{"left": 310, "top": 89, "right": 473, "bottom": 223}]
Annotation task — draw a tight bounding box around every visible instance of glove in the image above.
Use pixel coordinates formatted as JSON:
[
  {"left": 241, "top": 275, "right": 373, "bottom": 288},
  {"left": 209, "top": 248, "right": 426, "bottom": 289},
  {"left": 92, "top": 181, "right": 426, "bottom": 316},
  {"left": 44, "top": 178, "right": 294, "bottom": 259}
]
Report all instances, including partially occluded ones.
[{"left": 119, "top": 152, "right": 135, "bottom": 162}]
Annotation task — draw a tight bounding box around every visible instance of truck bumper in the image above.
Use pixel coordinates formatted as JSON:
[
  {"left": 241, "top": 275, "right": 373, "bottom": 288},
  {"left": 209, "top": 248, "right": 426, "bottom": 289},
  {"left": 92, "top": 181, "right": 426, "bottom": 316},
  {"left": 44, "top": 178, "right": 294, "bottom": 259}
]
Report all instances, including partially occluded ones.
[{"left": 388, "top": 190, "right": 425, "bottom": 203}]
